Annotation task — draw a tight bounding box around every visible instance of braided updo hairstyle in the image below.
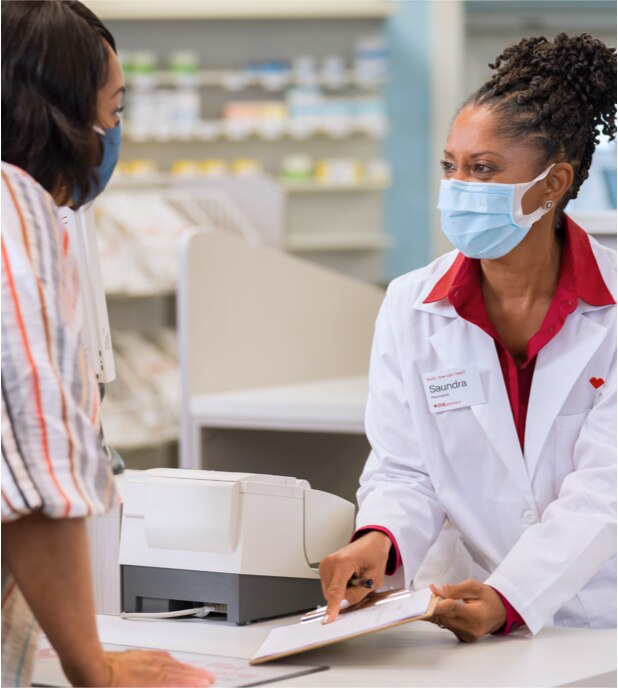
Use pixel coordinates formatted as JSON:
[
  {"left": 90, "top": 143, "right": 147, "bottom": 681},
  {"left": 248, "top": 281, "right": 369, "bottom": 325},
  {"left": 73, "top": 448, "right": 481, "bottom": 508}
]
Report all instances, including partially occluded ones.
[{"left": 467, "top": 33, "right": 616, "bottom": 220}]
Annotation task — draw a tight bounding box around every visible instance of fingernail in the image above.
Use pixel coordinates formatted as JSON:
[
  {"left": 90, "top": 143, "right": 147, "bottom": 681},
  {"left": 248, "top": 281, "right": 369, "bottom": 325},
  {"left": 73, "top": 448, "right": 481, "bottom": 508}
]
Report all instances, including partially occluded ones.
[
  {"left": 321, "top": 615, "right": 331, "bottom": 625},
  {"left": 340, "top": 599, "right": 350, "bottom": 610}
]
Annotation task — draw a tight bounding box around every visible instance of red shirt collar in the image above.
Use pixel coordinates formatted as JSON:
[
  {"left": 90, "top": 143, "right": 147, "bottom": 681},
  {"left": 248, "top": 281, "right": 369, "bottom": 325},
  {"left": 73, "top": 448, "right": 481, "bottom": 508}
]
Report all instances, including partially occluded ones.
[{"left": 423, "top": 215, "right": 615, "bottom": 307}]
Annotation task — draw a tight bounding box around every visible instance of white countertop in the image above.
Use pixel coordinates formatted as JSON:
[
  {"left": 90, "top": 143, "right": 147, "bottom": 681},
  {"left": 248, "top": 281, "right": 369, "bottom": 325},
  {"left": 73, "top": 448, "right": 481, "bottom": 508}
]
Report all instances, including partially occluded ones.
[
  {"left": 90, "top": 613, "right": 616, "bottom": 688},
  {"left": 190, "top": 375, "right": 368, "bottom": 433}
]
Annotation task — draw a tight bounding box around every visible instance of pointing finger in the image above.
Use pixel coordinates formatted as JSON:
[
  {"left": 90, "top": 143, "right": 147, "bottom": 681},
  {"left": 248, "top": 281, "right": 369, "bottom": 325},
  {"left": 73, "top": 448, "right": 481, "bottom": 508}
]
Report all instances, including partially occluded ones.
[{"left": 323, "top": 565, "right": 355, "bottom": 623}]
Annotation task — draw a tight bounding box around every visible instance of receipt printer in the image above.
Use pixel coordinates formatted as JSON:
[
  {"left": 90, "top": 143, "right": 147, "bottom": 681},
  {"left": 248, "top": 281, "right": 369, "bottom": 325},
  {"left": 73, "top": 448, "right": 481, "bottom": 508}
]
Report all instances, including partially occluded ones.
[{"left": 119, "top": 469, "right": 355, "bottom": 624}]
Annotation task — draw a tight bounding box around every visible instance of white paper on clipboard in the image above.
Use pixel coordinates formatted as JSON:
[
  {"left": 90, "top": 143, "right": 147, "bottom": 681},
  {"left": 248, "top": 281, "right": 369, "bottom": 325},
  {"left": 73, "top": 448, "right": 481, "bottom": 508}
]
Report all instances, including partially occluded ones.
[
  {"left": 251, "top": 587, "right": 436, "bottom": 665},
  {"left": 59, "top": 204, "right": 115, "bottom": 383}
]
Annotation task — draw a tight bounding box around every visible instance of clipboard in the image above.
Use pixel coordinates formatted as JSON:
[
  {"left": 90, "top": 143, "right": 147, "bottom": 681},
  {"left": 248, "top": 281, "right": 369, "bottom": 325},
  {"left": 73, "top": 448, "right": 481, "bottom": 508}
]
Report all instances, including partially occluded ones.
[{"left": 250, "top": 587, "right": 438, "bottom": 665}]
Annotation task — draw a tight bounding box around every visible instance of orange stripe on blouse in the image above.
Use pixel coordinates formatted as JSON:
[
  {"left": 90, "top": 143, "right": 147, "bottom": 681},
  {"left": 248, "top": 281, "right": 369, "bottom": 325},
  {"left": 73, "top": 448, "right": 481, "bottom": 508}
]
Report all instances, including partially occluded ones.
[
  {"left": 1, "top": 170, "right": 33, "bottom": 263},
  {"left": 89, "top": 378, "right": 98, "bottom": 425},
  {"left": 4, "top": 173, "right": 92, "bottom": 516},
  {"left": 1, "top": 237, "right": 72, "bottom": 518},
  {"left": 1, "top": 489, "right": 20, "bottom": 519},
  {"left": 39, "top": 193, "right": 92, "bottom": 515}
]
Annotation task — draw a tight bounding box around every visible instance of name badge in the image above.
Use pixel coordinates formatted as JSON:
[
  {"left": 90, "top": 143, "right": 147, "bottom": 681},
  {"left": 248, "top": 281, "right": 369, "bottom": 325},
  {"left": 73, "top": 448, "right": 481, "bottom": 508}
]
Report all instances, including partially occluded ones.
[{"left": 422, "top": 365, "right": 485, "bottom": 414}]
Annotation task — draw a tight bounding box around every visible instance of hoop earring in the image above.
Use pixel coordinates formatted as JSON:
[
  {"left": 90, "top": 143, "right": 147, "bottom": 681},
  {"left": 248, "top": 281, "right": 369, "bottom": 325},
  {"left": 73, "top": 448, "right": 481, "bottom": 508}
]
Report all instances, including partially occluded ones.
[{"left": 544, "top": 200, "right": 554, "bottom": 209}]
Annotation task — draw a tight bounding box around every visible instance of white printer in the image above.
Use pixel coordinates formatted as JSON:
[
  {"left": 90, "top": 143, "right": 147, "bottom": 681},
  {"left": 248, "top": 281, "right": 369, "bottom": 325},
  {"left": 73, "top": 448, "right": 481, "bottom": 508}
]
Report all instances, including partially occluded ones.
[{"left": 119, "top": 469, "right": 355, "bottom": 624}]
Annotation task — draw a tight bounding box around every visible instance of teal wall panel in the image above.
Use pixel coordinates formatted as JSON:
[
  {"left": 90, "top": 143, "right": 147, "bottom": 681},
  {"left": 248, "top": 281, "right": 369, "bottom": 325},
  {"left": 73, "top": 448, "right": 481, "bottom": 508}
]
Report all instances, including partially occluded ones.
[{"left": 384, "top": 1, "right": 431, "bottom": 280}]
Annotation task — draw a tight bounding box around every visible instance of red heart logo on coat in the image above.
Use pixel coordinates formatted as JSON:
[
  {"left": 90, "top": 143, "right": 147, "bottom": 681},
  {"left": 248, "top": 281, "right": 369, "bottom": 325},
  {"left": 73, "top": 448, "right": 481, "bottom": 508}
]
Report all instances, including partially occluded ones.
[{"left": 589, "top": 377, "right": 605, "bottom": 389}]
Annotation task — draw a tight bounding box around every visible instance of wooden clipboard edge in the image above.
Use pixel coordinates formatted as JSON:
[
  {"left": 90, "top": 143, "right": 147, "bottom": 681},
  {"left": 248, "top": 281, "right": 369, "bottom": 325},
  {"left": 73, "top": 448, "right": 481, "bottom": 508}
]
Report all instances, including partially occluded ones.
[{"left": 249, "top": 594, "right": 439, "bottom": 665}]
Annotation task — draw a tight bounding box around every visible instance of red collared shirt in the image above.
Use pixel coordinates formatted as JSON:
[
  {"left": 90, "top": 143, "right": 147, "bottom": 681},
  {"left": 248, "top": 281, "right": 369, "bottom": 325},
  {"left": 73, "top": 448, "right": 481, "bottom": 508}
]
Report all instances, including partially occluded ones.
[
  {"left": 424, "top": 214, "right": 614, "bottom": 450},
  {"left": 357, "top": 215, "right": 614, "bottom": 634}
]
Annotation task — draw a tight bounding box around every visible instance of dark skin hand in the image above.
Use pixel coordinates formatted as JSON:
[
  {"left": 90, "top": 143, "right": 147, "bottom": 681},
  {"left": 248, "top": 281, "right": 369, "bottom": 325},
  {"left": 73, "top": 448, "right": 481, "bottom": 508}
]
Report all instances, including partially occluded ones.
[
  {"left": 430, "top": 580, "right": 507, "bottom": 642},
  {"left": 319, "top": 531, "right": 392, "bottom": 623},
  {"left": 2, "top": 513, "right": 215, "bottom": 686}
]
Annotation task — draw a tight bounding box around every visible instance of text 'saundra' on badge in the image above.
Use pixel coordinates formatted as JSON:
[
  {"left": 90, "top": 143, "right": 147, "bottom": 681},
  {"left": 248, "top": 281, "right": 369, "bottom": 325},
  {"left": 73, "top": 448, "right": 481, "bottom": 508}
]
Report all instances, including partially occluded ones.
[{"left": 421, "top": 365, "right": 485, "bottom": 414}]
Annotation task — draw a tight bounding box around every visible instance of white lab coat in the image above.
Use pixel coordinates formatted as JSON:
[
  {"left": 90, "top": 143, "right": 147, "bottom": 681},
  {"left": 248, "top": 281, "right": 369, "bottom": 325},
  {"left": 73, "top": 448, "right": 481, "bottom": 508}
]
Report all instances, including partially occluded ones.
[{"left": 357, "top": 238, "right": 616, "bottom": 635}]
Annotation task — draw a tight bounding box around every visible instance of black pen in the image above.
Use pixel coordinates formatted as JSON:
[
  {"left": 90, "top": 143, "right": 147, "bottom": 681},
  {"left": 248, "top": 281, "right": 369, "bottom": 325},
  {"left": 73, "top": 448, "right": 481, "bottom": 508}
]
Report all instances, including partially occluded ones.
[{"left": 348, "top": 577, "right": 374, "bottom": 589}]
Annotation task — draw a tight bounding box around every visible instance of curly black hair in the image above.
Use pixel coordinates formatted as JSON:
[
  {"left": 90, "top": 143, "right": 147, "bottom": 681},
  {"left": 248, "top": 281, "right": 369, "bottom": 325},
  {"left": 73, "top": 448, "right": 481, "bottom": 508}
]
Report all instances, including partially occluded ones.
[{"left": 466, "top": 33, "right": 616, "bottom": 216}]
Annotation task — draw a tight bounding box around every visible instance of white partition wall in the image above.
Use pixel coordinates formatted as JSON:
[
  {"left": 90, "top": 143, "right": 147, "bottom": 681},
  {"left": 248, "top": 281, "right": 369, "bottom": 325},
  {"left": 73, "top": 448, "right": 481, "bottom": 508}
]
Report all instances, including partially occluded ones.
[{"left": 178, "top": 231, "right": 384, "bottom": 500}]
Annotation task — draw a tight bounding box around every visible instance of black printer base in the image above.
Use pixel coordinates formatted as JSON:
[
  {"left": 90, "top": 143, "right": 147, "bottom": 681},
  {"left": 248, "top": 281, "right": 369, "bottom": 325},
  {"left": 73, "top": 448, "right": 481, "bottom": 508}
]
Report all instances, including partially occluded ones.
[{"left": 122, "top": 565, "right": 324, "bottom": 625}]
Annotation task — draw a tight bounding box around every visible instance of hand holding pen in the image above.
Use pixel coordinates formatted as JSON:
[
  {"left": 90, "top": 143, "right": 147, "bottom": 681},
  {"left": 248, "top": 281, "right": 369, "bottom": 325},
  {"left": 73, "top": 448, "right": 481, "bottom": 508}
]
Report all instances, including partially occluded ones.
[
  {"left": 318, "top": 531, "right": 392, "bottom": 624},
  {"left": 348, "top": 577, "right": 374, "bottom": 589}
]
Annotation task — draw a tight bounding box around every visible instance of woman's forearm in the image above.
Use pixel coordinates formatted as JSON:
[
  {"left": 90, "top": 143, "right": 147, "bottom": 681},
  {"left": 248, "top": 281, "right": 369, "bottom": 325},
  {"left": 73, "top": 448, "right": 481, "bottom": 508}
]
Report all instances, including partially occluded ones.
[{"left": 2, "top": 514, "right": 110, "bottom": 686}]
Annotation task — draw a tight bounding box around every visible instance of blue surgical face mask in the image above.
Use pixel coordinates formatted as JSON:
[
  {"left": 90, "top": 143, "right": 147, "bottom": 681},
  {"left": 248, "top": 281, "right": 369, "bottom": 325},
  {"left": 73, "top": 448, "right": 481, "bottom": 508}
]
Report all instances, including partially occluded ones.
[
  {"left": 75, "top": 121, "right": 122, "bottom": 206},
  {"left": 437, "top": 165, "right": 554, "bottom": 259}
]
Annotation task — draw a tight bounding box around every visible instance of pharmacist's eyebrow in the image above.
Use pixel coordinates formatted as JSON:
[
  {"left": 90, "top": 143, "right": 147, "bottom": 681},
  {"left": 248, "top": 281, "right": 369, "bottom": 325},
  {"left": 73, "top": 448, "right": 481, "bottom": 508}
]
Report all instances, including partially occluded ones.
[
  {"left": 443, "top": 149, "right": 503, "bottom": 159},
  {"left": 110, "top": 86, "right": 126, "bottom": 99}
]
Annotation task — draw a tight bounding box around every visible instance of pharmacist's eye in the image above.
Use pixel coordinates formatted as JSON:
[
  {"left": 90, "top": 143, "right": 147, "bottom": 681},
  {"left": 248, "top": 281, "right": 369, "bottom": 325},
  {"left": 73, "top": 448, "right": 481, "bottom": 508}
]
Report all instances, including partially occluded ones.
[{"left": 440, "top": 160, "right": 455, "bottom": 173}]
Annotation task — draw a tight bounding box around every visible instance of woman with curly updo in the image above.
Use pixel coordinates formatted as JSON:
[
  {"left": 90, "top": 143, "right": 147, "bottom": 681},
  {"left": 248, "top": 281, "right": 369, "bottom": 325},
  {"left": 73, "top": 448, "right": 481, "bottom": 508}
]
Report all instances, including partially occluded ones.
[{"left": 320, "top": 33, "right": 617, "bottom": 640}]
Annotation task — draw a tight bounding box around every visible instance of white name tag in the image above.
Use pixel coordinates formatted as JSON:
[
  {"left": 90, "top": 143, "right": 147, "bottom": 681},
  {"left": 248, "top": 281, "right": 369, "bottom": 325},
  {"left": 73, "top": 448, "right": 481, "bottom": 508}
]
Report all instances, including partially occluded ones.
[{"left": 422, "top": 365, "right": 485, "bottom": 414}]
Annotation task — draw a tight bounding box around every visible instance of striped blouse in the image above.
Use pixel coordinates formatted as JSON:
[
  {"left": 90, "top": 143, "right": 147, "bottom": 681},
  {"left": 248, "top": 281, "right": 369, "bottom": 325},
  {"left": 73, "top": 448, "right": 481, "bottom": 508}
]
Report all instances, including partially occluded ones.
[{"left": 1, "top": 162, "right": 116, "bottom": 686}]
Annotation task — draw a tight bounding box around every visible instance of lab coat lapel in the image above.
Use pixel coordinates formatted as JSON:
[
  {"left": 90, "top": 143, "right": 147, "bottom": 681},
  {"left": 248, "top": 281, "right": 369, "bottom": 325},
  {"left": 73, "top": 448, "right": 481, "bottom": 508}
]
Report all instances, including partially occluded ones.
[
  {"left": 524, "top": 310, "right": 607, "bottom": 478},
  {"left": 429, "top": 317, "right": 531, "bottom": 493}
]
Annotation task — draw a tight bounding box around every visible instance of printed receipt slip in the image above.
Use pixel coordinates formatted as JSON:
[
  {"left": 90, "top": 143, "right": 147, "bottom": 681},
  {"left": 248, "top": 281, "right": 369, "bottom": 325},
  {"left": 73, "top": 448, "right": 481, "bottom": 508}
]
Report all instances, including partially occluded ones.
[{"left": 250, "top": 588, "right": 438, "bottom": 665}]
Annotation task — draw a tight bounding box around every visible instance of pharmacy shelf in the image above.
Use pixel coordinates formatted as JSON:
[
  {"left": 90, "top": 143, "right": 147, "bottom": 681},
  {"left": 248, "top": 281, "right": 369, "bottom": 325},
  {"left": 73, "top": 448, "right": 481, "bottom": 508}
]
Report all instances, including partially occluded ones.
[
  {"left": 108, "top": 175, "right": 193, "bottom": 188},
  {"left": 123, "top": 124, "right": 387, "bottom": 143},
  {"left": 85, "top": 1, "right": 396, "bottom": 20},
  {"left": 281, "top": 179, "right": 389, "bottom": 192},
  {"left": 95, "top": 0, "right": 392, "bottom": 467},
  {"left": 109, "top": 175, "right": 389, "bottom": 193},
  {"left": 127, "top": 70, "right": 388, "bottom": 91},
  {"left": 286, "top": 232, "right": 391, "bottom": 252}
]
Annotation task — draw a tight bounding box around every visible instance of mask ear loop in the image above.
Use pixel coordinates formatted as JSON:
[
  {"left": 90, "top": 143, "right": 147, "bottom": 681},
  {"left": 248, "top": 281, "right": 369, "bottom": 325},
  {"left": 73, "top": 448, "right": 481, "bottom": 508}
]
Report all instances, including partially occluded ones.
[
  {"left": 92, "top": 125, "right": 105, "bottom": 136},
  {"left": 511, "top": 164, "right": 555, "bottom": 227}
]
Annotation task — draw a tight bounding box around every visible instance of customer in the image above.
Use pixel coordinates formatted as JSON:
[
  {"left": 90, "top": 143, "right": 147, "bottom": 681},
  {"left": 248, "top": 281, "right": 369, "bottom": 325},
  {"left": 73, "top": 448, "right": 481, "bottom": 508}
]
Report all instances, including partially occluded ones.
[
  {"left": 1, "top": 2, "right": 214, "bottom": 685},
  {"left": 319, "top": 33, "right": 616, "bottom": 639}
]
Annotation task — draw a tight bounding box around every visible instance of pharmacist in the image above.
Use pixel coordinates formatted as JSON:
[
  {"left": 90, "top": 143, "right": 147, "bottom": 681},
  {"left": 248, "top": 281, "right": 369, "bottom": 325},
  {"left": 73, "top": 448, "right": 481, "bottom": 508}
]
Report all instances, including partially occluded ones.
[
  {"left": 320, "top": 33, "right": 616, "bottom": 640},
  {"left": 0, "top": 2, "right": 214, "bottom": 686}
]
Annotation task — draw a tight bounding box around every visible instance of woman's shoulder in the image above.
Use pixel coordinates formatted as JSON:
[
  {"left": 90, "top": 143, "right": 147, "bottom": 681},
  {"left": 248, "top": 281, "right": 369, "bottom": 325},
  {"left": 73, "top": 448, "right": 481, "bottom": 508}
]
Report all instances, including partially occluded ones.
[
  {"left": 1, "top": 161, "right": 65, "bottom": 282},
  {"left": 1, "top": 161, "right": 53, "bottom": 203},
  {"left": 588, "top": 237, "right": 617, "bottom": 307},
  {"left": 386, "top": 250, "right": 459, "bottom": 302},
  {"left": 590, "top": 238, "right": 616, "bottom": 271},
  {"left": 1, "top": 162, "right": 58, "bottom": 230}
]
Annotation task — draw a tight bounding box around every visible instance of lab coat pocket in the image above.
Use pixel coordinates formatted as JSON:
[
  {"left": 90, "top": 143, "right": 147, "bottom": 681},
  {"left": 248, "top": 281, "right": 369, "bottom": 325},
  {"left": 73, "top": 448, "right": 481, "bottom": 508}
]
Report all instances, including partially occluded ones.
[{"left": 554, "top": 412, "right": 588, "bottom": 484}]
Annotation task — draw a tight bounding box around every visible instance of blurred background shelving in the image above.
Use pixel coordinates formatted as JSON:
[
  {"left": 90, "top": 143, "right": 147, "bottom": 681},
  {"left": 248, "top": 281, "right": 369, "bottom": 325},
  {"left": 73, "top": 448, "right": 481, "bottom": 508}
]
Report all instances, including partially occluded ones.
[
  {"left": 90, "top": 2, "right": 397, "bottom": 468},
  {"left": 104, "top": 6, "right": 393, "bottom": 284}
]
